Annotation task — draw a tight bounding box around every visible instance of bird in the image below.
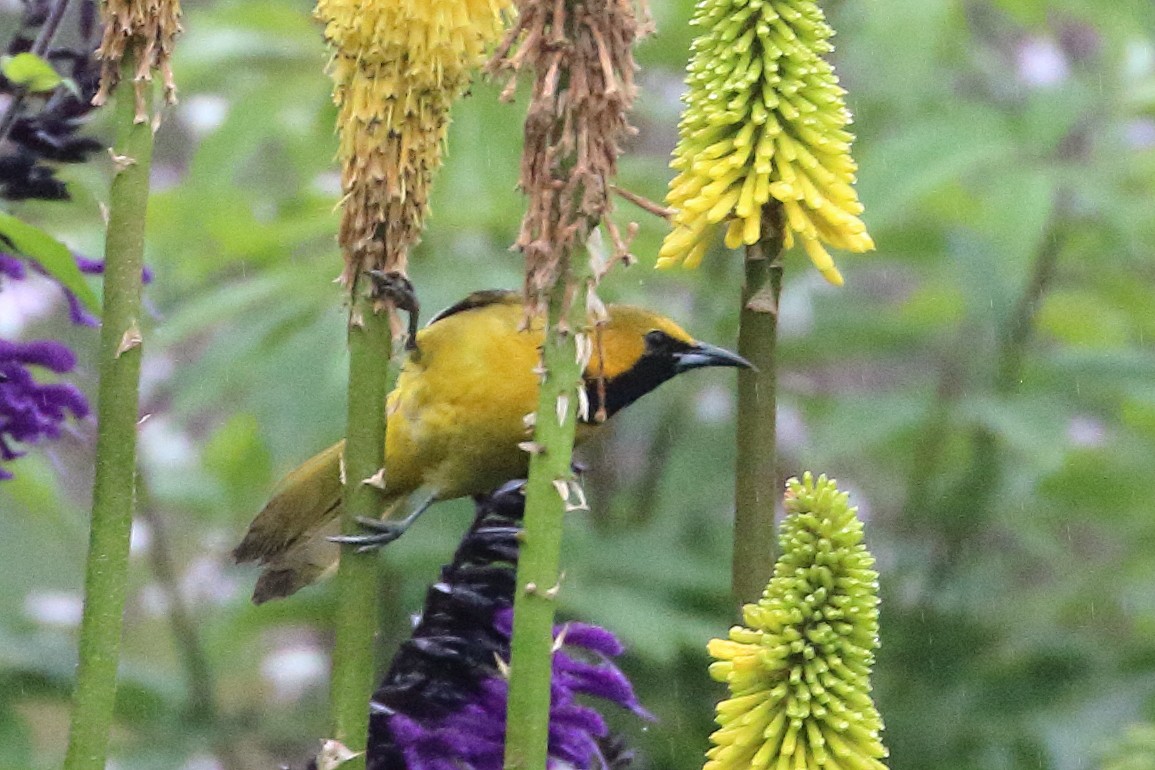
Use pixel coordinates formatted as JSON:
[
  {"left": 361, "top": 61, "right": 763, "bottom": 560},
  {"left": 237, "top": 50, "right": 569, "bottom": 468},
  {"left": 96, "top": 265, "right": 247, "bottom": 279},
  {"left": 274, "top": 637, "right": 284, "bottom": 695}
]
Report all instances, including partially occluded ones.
[{"left": 233, "top": 289, "right": 750, "bottom": 603}]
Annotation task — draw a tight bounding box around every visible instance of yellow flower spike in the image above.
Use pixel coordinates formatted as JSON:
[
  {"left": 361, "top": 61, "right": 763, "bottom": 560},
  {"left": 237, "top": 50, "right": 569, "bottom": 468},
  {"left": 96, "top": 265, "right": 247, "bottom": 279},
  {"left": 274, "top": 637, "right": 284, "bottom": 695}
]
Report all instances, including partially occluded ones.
[
  {"left": 725, "top": 218, "right": 747, "bottom": 249},
  {"left": 660, "top": 0, "right": 872, "bottom": 283},
  {"left": 741, "top": 215, "right": 762, "bottom": 246},
  {"left": 684, "top": 240, "right": 711, "bottom": 269},
  {"left": 703, "top": 474, "right": 889, "bottom": 770},
  {"left": 318, "top": 0, "right": 514, "bottom": 282}
]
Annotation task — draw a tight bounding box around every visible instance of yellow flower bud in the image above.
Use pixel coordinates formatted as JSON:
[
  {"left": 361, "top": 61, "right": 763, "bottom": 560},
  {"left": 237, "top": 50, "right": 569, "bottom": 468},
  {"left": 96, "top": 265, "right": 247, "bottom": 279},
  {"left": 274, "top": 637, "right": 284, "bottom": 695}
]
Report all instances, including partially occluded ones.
[
  {"left": 317, "top": 0, "right": 513, "bottom": 280},
  {"left": 660, "top": 0, "right": 872, "bottom": 283},
  {"left": 703, "top": 474, "right": 889, "bottom": 770}
]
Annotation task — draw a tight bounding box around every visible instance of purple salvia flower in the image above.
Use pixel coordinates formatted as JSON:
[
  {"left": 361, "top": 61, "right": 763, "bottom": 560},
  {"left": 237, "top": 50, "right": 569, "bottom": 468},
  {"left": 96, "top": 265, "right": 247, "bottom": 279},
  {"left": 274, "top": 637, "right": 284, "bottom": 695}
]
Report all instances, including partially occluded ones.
[
  {"left": 367, "top": 481, "right": 649, "bottom": 770},
  {"left": 555, "top": 622, "right": 626, "bottom": 657},
  {"left": 0, "top": 0, "right": 140, "bottom": 478},
  {"left": 63, "top": 256, "right": 153, "bottom": 327},
  {"left": 63, "top": 255, "right": 106, "bottom": 327},
  {"left": 0, "top": 250, "right": 132, "bottom": 478},
  {"left": 1, "top": 0, "right": 103, "bottom": 202},
  {"left": 494, "top": 610, "right": 650, "bottom": 719},
  {"left": 0, "top": 339, "right": 89, "bottom": 479}
]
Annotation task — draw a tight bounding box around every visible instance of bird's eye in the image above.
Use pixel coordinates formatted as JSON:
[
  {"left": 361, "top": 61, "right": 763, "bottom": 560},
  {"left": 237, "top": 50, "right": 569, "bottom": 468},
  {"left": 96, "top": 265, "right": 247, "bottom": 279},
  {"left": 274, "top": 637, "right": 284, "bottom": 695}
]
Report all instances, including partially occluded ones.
[{"left": 644, "top": 330, "right": 672, "bottom": 352}]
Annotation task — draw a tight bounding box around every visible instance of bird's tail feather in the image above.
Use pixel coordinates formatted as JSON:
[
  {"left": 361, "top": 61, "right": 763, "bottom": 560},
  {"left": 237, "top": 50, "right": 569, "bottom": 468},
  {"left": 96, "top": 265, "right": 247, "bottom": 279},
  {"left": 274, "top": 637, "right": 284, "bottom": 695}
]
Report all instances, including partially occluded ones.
[
  {"left": 233, "top": 440, "right": 346, "bottom": 564},
  {"left": 250, "top": 519, "right": 341, "bottom": 604},
  {"left": 233, "top": 441, "right": 348, "bottom": 603}
]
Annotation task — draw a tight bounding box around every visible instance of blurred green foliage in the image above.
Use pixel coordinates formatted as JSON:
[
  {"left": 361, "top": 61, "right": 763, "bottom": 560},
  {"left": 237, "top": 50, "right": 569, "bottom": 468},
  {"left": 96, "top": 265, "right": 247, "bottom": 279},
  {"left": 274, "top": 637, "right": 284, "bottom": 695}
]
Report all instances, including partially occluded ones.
[
  {"left": 1103, "top": 724, "right": 1155, "bottom": 770},
  {"left": 2, "top": 1, "right": 1154, "bottom": 769}
]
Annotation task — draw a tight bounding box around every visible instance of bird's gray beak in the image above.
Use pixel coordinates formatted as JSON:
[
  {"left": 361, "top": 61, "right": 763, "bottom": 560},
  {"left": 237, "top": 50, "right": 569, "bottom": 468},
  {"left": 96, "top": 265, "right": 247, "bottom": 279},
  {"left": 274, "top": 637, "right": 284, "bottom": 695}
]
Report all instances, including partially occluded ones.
[{"left": 674, "top": 341, "right": 753, "bottom": 373}]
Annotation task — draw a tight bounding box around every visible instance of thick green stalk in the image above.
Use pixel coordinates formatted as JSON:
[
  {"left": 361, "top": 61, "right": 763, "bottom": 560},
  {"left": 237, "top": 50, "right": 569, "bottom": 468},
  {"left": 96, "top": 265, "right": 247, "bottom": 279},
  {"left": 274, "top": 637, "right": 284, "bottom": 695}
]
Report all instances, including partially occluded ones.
[
  {"left": 330, "top": 290, "right": 391, "bottom": 768},
  {"left": 63, "top": 58, "right": 153, "bottom": 770},
  {"left": 732, "top": 211, "right": 785, "bottom": 606},
  {"left": 503, "top": 281, "right": 584, "bottom": 770}
]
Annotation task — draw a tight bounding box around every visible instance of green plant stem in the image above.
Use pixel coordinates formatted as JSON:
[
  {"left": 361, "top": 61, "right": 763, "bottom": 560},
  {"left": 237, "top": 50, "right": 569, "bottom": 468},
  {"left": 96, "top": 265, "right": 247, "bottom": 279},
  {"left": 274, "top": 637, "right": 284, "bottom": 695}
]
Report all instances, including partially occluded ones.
[
  {"left": 903, "top": 204, "right": 1068, "bottom": 574},
  {"left": 937, "top": 220, "right": 1066, "bottom": 563},
  {"left": 63, "top": 58, "right": 153, "bottom": 770},
  {"left": 994, "top": 222, "right": 1065, "bottom": 394},
  {"left": 330, "top": 288, "right": 391, "bottom": 768},
  {"left": 504, "top": 280, "right": 584, "bottom": 770},
  {"left": 733, "top": 209, "right": 785, "bottom": 607}
]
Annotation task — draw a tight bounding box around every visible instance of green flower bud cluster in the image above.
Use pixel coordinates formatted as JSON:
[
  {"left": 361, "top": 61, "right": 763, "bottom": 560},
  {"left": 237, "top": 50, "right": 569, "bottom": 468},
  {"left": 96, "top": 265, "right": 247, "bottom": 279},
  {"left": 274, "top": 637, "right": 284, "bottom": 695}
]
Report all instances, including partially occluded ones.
[
  {"left": 706, "top": 473, "right": 888, "bottom": 770},
  {"left": 659, "top": 0, "right": 872, "bottom": 284}
]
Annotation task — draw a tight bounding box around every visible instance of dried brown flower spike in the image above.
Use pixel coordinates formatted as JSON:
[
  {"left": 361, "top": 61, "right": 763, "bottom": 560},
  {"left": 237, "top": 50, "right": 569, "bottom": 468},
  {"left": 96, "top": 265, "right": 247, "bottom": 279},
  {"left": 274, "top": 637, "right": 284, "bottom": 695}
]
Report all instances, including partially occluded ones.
[
  {"left": 317, "top": 0, "right": 513, "bottom": 287},
  {"left": 488, "top": 0, "right": 645, "bottom": 319},
  {"left": 93, "top": 0, "right": 182, "bottom": 120}
]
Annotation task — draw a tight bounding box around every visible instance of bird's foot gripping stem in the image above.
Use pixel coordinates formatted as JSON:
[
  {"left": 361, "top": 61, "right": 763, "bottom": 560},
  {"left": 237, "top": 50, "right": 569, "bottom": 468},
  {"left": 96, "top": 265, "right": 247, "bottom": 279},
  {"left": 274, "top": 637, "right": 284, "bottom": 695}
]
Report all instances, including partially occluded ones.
[
  {"left": 367, "top": 270, "right": 420, "bottom": 351},
  {"left": 329, "top": 517, "right": 410, "bottom": 553},
  {"left": 327, "top": 489, "right": 435, "bottom": 553}
]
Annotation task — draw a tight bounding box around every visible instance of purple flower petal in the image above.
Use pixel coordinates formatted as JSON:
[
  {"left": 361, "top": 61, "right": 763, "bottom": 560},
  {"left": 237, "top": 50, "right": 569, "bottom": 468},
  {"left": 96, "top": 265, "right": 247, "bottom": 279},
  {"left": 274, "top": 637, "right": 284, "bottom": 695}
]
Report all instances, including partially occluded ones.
[
  {"left": 0, "top": 253, "right": 26, "bottom": 280},
  {"left": 74, "top": 255, "right": 104, "bottom": 274},
  {"left": 369, "top": 486, "right": 648, "bottom": 770},
  {"left": 1, "top": 251, "right": 151, "bottom": 329},
  {"left": 0, "top": 338, "right": 77, "bottom": 372},
  {"left": 559, "top": 622, "right": 625, "bottom": 657},
  {"left": 1, "top": 338, "right": 89, "bottom": 479},
  {"left": 493, "top": 607, "right": 514, "bottom": 637},
  {"left": 64, "top": 290, "right": 100, "bottom": 327},
  {"left": 554, "top": 658, "right": 651, "bottom": 719}
]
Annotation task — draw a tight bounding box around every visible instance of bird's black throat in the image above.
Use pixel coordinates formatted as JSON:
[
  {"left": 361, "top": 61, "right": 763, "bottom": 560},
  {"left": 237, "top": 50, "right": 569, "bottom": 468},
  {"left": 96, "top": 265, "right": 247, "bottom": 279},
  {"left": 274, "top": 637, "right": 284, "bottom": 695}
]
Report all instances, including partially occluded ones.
[{"left": 583, "top": 353, "right": 682, "bottom": 422}]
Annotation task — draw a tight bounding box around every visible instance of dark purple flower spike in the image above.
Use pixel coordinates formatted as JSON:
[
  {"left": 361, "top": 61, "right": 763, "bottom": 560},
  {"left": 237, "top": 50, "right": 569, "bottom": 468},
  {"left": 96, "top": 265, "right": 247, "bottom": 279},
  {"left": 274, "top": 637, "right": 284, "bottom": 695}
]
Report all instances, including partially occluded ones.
[
  {"left": 1, "top": 0, "right": 102, "bottom": 202},
  {"left": 367, "top": 481, "right": 649, "bottom": 770}
]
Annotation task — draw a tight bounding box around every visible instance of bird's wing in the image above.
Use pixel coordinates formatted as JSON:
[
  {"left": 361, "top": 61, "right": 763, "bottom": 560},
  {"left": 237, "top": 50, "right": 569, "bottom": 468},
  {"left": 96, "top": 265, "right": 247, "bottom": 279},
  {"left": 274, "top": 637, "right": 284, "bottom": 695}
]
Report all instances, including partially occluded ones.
[
  {"left": 233, "top": 440, "right": 345, "bottom": 564},
  {"left": 425, "top": 289, "right": 519, "bottom": 326}
]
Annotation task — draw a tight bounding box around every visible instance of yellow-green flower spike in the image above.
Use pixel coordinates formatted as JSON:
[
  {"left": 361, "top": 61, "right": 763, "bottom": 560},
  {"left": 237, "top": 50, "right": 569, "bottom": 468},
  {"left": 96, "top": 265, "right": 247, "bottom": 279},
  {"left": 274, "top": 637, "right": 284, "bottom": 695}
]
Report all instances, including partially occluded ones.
[
  {"left": 315, "top": 0, "right": 513, "bottom": 281},
  {"left": 706, "top": 473, "right": 888, "bottom": 770},
  {"left": 658, "top": 0, "right": 873, "bottom": 285}
]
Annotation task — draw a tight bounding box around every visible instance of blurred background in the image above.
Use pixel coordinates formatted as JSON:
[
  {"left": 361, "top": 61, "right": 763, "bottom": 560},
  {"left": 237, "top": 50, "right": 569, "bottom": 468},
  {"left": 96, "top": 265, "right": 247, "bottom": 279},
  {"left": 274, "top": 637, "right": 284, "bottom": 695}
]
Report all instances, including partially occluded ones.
[{"left": 2, "top": 0, "right": 1155, "bottom": 768}]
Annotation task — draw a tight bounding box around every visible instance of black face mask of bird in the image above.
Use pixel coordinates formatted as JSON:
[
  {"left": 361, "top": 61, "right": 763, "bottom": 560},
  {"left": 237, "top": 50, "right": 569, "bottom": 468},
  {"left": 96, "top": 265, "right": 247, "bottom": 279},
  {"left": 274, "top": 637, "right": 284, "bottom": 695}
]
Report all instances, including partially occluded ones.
[{"left": 589, "top": 329, "right": 752, "bottom": 419}]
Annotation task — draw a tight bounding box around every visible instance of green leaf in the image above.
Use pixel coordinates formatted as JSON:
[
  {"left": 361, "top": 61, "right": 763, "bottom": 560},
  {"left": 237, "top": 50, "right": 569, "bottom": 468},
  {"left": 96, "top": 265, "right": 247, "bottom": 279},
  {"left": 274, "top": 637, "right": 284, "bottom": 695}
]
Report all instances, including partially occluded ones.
[
  {"left": 0, "top": 52, "right": 62, "bottom": 92},
  {"left": 0, "top": 213, "right": 100, "bottom": 316}
]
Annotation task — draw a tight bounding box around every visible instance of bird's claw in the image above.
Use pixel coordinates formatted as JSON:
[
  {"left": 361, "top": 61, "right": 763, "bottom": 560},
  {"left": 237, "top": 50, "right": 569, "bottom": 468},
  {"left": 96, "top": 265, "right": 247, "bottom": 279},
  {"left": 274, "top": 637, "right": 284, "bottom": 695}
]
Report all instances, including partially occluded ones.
[
  {"left": 328, "top": 516, "right": 407, "bottom": 553},
  {"left": 367, "top": 271, "right": 418, "bottom": 313},
  {"left": 367, "top": 270, "right": 420, "bottom": 351}
]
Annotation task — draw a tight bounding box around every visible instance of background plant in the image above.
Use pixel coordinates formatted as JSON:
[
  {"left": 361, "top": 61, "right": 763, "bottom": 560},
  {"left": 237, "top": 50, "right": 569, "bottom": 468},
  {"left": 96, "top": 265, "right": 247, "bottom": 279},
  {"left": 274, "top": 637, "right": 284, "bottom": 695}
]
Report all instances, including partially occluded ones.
[{"left": 1, "top": 1, "right": 1153, "bottom": 770}]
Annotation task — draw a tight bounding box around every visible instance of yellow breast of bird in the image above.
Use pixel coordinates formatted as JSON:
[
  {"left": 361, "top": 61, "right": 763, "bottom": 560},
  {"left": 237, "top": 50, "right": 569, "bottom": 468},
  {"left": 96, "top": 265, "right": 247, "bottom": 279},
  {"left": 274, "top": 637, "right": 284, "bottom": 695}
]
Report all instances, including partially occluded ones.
[{"left": 382, "top": 302, "right": 545, "bottom": 501}]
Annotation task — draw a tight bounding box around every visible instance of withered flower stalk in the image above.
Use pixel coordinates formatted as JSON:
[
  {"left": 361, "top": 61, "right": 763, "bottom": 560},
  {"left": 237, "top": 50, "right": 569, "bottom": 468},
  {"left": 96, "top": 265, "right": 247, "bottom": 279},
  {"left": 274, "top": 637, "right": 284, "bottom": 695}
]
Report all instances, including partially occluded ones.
[
  {"left": 93, "top": 0, "right": 182, "bottom": 119},
  {"left": 316, "top": 4, "right": 514, "bottom": 764},
  {"left": 486, "top": 3, "right": 644, "bottom": 770},
  {"left": 318, "top": 0, "right": 512, "bottom": 286},
  {"left": 488, "top": 0, "right": 646, "bottom": 318}
]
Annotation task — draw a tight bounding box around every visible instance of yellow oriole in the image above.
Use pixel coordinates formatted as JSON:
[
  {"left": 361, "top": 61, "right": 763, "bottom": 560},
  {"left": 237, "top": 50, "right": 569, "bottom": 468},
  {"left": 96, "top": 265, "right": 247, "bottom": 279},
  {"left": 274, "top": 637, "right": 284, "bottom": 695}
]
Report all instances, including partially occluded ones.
[{"left": 233, "top": 289, "right": 749, "bottom": 603}]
